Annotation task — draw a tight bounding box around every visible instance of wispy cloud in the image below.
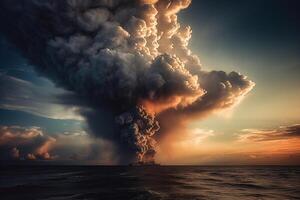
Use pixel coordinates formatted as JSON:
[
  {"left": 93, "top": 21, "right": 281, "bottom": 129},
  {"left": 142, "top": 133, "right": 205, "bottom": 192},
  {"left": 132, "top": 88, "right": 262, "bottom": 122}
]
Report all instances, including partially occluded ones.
[
  {"left": 0, "top": 72, "right": 84, "bottom": 120},
  {"left": 187, "top": 128, "right": 215, "bottom": 143},
  {"left": 239, "top": 124, "right": 300, "bottom": 142}
]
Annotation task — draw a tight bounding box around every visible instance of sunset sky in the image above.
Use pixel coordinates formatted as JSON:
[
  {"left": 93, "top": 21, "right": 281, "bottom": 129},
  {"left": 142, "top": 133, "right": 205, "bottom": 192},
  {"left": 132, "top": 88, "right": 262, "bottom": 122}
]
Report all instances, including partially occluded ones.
[{"left": 0, "top": 0, "right": 299, "bottom": 165}]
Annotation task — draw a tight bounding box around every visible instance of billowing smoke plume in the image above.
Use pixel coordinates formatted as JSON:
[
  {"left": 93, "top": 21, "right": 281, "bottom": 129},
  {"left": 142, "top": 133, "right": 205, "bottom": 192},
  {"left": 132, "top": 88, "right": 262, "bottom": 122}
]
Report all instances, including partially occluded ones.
[
  {"left": 116, "top": 106, "right": 159, "bottom": 163},
  {"left": 0, "top": 0, "right": 254, "bottom": 163}
]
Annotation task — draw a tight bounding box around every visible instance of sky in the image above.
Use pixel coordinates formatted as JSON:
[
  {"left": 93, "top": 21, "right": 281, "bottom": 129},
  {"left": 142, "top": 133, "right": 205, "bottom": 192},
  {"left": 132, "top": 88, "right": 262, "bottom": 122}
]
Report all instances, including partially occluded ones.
[{"left": 0, "top": 0, "right": 299, "bottom": 165}]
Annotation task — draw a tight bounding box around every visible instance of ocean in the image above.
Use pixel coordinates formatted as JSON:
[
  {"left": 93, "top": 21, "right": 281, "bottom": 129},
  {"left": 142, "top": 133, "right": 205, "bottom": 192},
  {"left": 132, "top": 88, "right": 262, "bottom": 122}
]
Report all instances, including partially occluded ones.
[{"left": 0, "top": 166, "right": 299, "bottom": 200}]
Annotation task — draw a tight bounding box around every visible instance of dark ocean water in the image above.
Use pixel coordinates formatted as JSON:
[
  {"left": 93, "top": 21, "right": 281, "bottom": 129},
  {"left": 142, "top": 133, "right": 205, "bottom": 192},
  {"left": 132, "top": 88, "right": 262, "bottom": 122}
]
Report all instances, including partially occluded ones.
[{"left": 0, "top": 166, "right": 299, "bottom": 200}]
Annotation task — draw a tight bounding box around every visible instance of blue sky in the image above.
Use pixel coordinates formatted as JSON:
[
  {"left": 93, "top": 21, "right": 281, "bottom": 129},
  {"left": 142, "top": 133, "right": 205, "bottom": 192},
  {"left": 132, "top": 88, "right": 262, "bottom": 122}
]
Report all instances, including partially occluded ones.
[{"left": 180, "top": 0, "right": 300, "bottom": 126}]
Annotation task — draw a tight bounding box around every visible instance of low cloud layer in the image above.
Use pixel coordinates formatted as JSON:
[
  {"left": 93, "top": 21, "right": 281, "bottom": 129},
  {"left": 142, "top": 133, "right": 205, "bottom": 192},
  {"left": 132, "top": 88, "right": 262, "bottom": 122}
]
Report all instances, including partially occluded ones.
[
  {"left": 0, "top": 125, "right": 116, "bottom": 164},
  {"left": 0, "top": 126, "right": 56, "bottom": 160},
  {"left": 0, "top": 0, "right": 254, "bottom": 163},
  {"left": 239, "top": 124, "right": 300, "bottom": 142}
]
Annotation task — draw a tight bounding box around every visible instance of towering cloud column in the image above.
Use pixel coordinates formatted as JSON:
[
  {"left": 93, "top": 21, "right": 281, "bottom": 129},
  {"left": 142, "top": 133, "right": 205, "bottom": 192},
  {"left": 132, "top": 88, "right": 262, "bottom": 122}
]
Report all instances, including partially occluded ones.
[{"left": 0, "top": 0, "right": 254, "bottom": 163}]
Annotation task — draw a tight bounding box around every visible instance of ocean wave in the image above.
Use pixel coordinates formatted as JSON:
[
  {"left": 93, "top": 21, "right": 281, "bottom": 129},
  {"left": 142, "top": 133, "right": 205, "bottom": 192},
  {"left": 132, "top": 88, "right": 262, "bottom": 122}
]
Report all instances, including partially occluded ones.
[{"left": 1, "top": 166, "right": 299, "bottom": 200}]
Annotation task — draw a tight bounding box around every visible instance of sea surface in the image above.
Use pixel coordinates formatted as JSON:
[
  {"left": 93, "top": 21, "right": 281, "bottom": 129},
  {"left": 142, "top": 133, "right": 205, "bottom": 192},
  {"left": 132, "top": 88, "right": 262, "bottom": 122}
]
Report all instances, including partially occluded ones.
[{"left": 0, "top": 165, "right": 299, "bottom": 200}]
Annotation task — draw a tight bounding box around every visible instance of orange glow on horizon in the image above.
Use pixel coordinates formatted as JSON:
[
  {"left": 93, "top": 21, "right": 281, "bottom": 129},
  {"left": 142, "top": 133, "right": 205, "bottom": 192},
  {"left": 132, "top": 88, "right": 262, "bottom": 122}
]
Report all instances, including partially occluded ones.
[{"left": 156, "top": 127, "right": 300, "bottom": 165}]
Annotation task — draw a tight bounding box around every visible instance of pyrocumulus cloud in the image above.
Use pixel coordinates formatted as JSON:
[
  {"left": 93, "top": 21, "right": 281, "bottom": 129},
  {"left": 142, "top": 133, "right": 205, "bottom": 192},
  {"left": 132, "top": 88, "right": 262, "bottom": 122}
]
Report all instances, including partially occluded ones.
[{"left": 0, "top": 0, "right": 254, "bottom": 164}]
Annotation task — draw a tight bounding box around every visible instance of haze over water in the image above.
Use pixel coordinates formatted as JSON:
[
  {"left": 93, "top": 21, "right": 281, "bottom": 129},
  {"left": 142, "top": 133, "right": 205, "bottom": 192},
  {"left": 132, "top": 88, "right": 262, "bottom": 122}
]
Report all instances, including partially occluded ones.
[{"left": 1, "top": 166, "right": 299, "bottom": 200}]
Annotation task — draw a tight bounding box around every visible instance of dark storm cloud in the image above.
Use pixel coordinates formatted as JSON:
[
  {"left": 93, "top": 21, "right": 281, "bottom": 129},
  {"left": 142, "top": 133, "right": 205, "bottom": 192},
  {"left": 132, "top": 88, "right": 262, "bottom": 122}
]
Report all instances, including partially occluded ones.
[
  {"left": 0, "top": 0, "right": 254, "bottom": 163},
  {"left": 0, "top": 36, "right": 27, "bottom": 69},
  {"left": 239, "top": 124, "right": 300, "bottom": 142}
]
